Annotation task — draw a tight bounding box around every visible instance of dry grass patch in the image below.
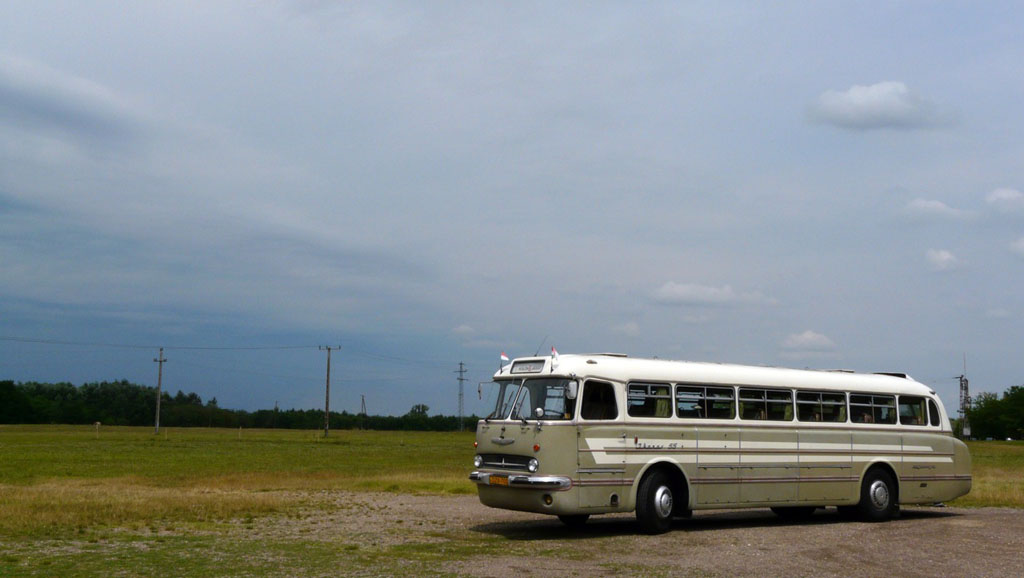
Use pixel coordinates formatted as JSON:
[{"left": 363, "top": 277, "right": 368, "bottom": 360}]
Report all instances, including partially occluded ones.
[
  {"left": 0, "top": 478, "right": 288, "bottom": 536},
  {"left": 952, "top": 466, "right": 1024, "bottom": 508},
  {"left": 949, "top": 441, "right": 1024, "bottom": 508}
]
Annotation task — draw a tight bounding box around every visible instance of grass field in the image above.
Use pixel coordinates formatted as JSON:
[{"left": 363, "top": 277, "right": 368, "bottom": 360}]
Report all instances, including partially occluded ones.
[
  {"left": 0, "top": 425, "right": 473, "bottom": 537},
  {"left": 0, "top": 425, "right": 1020, "bottom": 576},
  {"left": 954, "top": 440, "right": 1024, "bottom": 508}
]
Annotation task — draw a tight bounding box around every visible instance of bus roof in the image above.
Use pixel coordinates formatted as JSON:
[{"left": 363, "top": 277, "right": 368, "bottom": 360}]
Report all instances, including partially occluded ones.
[{"left": 496, "top": 353, "right": 935, "bottom": 397}]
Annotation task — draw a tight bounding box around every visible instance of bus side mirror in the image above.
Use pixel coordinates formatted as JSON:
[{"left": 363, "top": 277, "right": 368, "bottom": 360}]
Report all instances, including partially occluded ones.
[{"left": 566, "top": 380, "right": 578, "bottom": 400}]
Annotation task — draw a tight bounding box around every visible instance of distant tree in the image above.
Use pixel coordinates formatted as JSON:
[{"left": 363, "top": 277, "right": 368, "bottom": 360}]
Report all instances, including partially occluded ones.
[
  {"left": 967, "top": 387, "right": 1024, "bottom": 440},
  {"left": 0, "top": 380, "right": 32, "bottom": 423},
  {"left": 2, "top": 379, "right": 479, "bottom": 431}
]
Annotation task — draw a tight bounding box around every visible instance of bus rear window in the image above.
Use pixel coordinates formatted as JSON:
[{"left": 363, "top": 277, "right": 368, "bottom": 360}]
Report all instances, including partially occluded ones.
[{"left": 928, "top": 399, "right": 940, "bottom": 427}]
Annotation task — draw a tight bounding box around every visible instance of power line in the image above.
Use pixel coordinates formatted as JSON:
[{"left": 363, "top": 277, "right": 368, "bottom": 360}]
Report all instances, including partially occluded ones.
[
  {"left": 0, "top": 336, "right": 318, "bottom": 351},
  {"left": 343, "top": 346, "right": 452, "bottom": 369}
]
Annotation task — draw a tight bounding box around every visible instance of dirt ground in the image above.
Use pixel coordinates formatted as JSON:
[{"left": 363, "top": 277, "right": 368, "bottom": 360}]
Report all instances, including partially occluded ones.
[{"left": 307, "top": 492, "right": 1023, "bottom": 577}]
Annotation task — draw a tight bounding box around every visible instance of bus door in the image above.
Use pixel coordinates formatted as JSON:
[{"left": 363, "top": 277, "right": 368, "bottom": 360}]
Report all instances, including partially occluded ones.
[{"left": 575, "top": 380, "right": 626, "bottom": 510}]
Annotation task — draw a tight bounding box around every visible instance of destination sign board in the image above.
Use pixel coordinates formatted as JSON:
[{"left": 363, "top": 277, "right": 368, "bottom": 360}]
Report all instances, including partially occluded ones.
[{"left": 511, "top": 360, "right": 545, "bottom": 374}]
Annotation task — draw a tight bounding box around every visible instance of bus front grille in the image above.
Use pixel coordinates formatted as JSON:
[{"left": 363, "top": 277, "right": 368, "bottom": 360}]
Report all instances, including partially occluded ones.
[{"left": 478, "top": 454, "right": 531, "bottom": 471}]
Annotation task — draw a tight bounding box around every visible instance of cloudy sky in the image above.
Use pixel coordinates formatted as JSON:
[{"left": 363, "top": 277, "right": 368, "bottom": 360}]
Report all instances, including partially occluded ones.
[{"left": 2, "top": 2, "right": 1023, "bottom": 417}]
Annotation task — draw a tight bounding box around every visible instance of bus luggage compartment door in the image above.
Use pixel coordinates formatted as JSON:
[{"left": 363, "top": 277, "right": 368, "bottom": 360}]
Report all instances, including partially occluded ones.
[
  {"left": 576, "top": 425, "right": 626, "bottom": 509},
  {"left": 695, "top": 428, "right": 740, "bottom": 505},
  {"left": 739, "top": 428, "right": 798, "bottom": 503},
  {"left": 797, "top": 429, "right": 853, "bottom": 502}
]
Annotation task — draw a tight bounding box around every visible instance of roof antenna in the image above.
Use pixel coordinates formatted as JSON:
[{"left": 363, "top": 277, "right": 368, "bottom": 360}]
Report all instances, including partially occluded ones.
[{"left": 534, "top": 335, "right": 549, "bottom": 356}]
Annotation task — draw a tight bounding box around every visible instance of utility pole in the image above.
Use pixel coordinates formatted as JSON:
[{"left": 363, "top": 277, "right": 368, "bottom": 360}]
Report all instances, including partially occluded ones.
[
  {"left": 153, "top": 347, "right": 166, "bottom": 435},
  {"left": 320, "top": 345, "right": 340, "bottom": 438},
  {"left": 456, "top": 362, "right": 467, "bottom": 431},
  {"left": 954, "top": 373, "right": 970, "bottom": 440},
  {"left": 359, "top": 394, "right": 367, "bottom": 430},
  {"left": 958, "top": 355, "right": 971, "bottom": 439}
]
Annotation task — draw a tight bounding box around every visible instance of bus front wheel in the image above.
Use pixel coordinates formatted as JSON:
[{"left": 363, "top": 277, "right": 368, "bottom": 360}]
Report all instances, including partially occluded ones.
[
  {"left": 636, "top": 470, "right": 674, "bottom": 534},
  {"left": 857, "top": 469, "right": 898, "bottom": 522}
]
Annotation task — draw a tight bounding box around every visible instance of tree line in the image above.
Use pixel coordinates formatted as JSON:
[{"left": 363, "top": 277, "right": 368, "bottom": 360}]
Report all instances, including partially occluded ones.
[
  {"left": 0, "top": 380, "right": 479, "bottom": 431},
  {"left": 967, "top": 385, "right": 1024, "bottom": 440}
]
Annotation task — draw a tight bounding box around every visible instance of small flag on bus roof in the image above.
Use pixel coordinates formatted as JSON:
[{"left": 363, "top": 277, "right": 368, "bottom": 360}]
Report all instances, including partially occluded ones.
[
  {"left": 551, "top": 346, "right": 559, "bottom": 360},
  {"left": 500, "top": 351, "right": 510, "bottom": 362}
]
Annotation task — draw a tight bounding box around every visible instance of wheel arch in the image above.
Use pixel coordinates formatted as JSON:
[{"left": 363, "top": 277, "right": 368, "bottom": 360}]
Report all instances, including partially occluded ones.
[
  {"left": 633, "top": 460, "right": 691, "bottom": 511},
  {"left": 860, "top": 460, "right": 900, "bottom": 503}
]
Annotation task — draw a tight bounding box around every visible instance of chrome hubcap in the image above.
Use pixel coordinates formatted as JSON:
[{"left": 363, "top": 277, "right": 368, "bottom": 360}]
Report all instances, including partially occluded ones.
[
  {"left": 869, "top": 480, "right": 890, "bottom": 510},
  {"left": 654, "top": 486, "right": 673, "bottom": 518}
]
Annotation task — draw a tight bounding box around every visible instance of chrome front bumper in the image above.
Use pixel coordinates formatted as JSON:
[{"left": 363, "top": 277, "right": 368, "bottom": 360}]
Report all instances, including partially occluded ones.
[{"left": 469, "top": 471, "right": 572, "bottom": 490}]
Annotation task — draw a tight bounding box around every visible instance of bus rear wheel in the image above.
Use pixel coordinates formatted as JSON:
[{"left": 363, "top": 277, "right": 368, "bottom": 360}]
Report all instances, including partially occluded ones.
[
  {"left": 636, "top": 470, "right": 675, "bottom": 534},
  {"left": 557, "top": 514, "right": 589, "bottom": 527},
  {"left": 857, "top": 469, "right": 898, "bottom": 522}
]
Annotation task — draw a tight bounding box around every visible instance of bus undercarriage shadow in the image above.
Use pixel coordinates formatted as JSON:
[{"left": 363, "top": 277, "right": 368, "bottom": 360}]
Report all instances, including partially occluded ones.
[{"left": 470, "top": 507, "right": 960, "bottom": 540}]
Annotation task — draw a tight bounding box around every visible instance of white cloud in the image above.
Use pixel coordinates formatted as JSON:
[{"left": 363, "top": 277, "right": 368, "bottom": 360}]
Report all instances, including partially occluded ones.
[
  {"left": 926, "top": 249, "right": 960, "bottom": 271},
  {"left": 782, "top": 330, "right": 836, "bottom": 351},
  {"left": 904, "top": 198, "right": 969, "bottom": 220},
  {"left": 452, "top": 324, "right": 476, "bottom": 336},
  {"left": 460, "top": 339, "right": 508, "bottom": 350},
  {"left": 613, "top": 321, "right": 640, "bottom": 337},
  {"left": 0, "top": 52, "right": 147, "bottom": 145},
  {"left": 809, "top": 81, "right": 946, "bottom": 130},
  {"left": 986, "top": 308, "right": 1012, "bottom": 320},
  {"left": 1011, "top": 238, "right": 1024, "bottom": 257},
  {"left": 986, "top": 188, "right": 1024, "bottom": 212},
  {"left": 652, "top": 282, "right": 774, "bottom": 306}
]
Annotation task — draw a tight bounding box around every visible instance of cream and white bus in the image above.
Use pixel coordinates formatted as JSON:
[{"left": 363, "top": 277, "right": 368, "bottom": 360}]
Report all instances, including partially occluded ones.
[{"left": 469, "top": 353, "right": 971, "bottom": 534}]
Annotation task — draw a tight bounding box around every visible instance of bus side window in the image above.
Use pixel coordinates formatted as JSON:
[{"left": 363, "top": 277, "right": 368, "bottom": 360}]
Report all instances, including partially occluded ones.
[
  {"left": 898, "top": 396, "right": 926, "bottom": 426},
  {"left": 581, "top": 381, "right": 618, "bottom": 420}
]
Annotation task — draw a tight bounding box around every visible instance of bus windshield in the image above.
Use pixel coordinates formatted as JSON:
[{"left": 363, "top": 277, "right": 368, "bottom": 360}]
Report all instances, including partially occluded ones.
[
  {"left": 511, "top": 378, "right": 575, "bottom": 421},
  {"left": 488, "top": 379, "right": 522, "bottom": 419}
]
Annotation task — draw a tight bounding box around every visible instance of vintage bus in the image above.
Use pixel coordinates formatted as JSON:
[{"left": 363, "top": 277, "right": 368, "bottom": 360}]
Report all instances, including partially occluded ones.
[{"left": 469, "top": 353, "right": 971, "bottom": 533}]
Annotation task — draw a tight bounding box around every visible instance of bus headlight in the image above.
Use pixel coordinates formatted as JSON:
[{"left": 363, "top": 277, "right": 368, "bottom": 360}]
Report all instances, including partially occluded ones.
[
  {"left": 473, "top": 455, "right": 483, "bottom": 468},
  {"left": 527, "top": 458, "right": 539, "bottom": 473}
]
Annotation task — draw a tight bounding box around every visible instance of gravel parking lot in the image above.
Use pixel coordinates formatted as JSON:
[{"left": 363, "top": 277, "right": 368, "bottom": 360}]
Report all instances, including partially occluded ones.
[{"left": 330, "top": 493, "right": 1023, "bottom": 577}]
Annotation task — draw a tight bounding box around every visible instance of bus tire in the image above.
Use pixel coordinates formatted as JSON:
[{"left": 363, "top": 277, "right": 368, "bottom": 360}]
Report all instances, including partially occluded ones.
[
  {"left": 636, "top": 470, "right": 674, "bottom": 534},
  {"left": 557, "top": 514, "right": 589, "bottom": 527},
  {"left": 857, "top": 468, "right": 898, "bottom": 522}
]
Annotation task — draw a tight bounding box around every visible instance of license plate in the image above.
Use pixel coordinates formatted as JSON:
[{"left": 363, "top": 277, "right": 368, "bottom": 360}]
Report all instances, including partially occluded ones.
[{"left": 490, "top": 475, "right": 509, "bottom": 487}]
